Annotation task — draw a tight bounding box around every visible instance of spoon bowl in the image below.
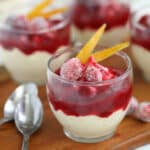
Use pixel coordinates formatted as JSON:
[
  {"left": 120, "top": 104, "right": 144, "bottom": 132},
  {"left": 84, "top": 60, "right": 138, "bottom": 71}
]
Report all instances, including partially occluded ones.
[
  {"left": 0, "top": 83, "right": 38, "bottom": 125},
  {"left": 14, "top": 94, "right": 43, "bottom": 150}
]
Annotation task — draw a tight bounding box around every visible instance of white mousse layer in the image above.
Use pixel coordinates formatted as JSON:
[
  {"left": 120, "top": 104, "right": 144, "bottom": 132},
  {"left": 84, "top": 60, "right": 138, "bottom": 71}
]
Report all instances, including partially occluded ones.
[
  {"left": 2, "top": 48, "right": 50, "bottom": 84},
  {"left": 72, "top": 25, "right": 129, "bottom": 46},
  {"left": 2, "top": 47, "right": 66, "bottom": 84},
  {"left": 50, "top": 104, "right": 127, "bottom": 138},
  {"left": 132, "top": 44, "right": 150, "bottom": 82}
]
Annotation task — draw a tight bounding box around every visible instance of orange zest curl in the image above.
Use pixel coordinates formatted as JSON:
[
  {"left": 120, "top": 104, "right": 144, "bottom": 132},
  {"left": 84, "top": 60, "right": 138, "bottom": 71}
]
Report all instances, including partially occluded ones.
[
  {"left": 26, "top": 0, "right": 53, "bottom": 20},
  {"left": 76, "top": 24, "right": 130, "bottom": 63},
  {"left": 76, "top": 24, "right": 106, "bottom": 64},
  {"left": 92, "top": 42, "right": 130, "bottom": 62},
  {"left": 36, "top": 7, "right": 67, "bottom": 19}
]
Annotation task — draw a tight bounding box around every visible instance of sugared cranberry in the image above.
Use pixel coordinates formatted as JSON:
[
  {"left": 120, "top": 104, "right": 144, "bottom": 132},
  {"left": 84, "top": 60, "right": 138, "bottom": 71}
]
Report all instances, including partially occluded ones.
[
  {"left": 136, "top": 102, "right": 150, "bottom": 122},
  {"left": 127, "top": 96, "right": 139, "bottom": 115},
  {"left": 85, "top": 56, "right": 115, "bottom": 80},
  {"left": 60, "top": 58, "right": 84, "bottom": 81},
  {"left": 83, "top": 56, "right": 102, "bottom": 82},
  {"left": 29, "top": 17, "right": 49, "bottom": 32},
  {"left": 5, "top": 16, "right": 16, "bottom": 25},
  {"left": 126, "top": 97, "right": 150, "bottom": 122},
  {"left": 139, "top": 15, "right": 150, "bottom": 28},
  {"left": 85, "top": 65, "right": 102, "bottom": 82},
  {"left": 6, "top": 16, "right": 49, "bottom": 32},
  {"left": 6, "top": 15, "right": 29, "bottom": 30}
]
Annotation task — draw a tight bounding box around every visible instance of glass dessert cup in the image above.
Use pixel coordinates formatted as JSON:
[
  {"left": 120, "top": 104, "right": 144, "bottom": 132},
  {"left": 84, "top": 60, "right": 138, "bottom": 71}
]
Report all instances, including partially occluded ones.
[
  {"left": 131, "top": 8, "right": 150, "bottom": 82},
  {"left": 0, "top": 6, "right": 70, "bottom": 84},
  {"left": 70, "top": 0, "right": 130, "bottom": 46},
  {"left": 47, "top": 46, "right": 133, "bottom": 143}
]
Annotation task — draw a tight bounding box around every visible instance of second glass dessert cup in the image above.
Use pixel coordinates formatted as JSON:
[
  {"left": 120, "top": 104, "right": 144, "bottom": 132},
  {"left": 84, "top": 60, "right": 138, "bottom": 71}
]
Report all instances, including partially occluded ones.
[
  {"left": 0, "top": 6, "right": 70, "bottom": 84},
  {"left": 47, "top": 46, "right": 133, "bottom": 143},
  {"left": 130, "top": 7, "right": 150, "bottom": 82},
  {"left": 71, "top": 0, "right": 130, "bottom": 46}
]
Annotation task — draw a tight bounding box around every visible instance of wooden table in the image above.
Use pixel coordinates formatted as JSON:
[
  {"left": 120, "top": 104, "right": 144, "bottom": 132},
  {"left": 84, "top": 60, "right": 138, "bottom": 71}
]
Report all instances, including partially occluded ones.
[{"left": 0, "top": 70, "right": 150, "bottom": 150}]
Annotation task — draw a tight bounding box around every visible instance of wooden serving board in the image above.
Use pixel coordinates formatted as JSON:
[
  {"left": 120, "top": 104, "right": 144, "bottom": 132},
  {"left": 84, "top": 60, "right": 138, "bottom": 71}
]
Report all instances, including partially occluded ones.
[
  {"left": 0, "top": 69, "right": 150, "bottom": 150},
  {"left": 0, "top": 67, "right": 10, "bottom": 82}
]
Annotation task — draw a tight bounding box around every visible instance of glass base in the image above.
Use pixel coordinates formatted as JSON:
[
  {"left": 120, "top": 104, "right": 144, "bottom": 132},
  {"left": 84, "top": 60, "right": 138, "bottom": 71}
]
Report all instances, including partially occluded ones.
[{"left": 64, "top": 129, "right": 115, "bottom": 143}]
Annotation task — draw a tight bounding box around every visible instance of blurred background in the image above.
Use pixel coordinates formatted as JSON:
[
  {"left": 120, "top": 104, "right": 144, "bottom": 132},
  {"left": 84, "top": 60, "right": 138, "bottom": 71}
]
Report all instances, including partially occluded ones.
[{"left": 0, "top": 0, "right": 150, "bottom": 82}]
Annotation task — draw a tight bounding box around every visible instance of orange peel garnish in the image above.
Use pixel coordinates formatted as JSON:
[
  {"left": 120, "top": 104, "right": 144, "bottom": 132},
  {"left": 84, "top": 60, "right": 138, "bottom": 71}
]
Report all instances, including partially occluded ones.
[
  {"left": 76, "top": 24, "right": 106, "bottom": 64},
  {"left": 36, "top": 7, "right": 67, "bottom": 19},
  {"left": 92, "top": 42, "right": 130, "bottom": 62},
  {"left": 27, "top": 0, "right": 53, "bottom": 20}
]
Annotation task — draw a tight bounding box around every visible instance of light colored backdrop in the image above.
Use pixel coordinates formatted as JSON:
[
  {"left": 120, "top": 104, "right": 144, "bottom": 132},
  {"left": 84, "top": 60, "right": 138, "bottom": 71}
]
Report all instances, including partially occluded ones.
[{"left": 0, "top": 0, "right": 150, "bottom": 66}]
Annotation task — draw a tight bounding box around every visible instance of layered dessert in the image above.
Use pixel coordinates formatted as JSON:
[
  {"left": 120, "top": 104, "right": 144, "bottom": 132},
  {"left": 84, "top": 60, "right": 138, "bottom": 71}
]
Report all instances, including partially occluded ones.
[
  {"left": 47, "top": 56, "right": 132, "bottom": 140},
  {"left": 47, "top": 25, "right": 132, "bottom": 143},
  {"left": 71, "top": 0, "right": 130, "bottom": 45},
  {"left": 0, "top": 1, "right": 70, "bottom": 84},
  {"left": 131, "top": 8, "right": 150, "bottom": 81}
]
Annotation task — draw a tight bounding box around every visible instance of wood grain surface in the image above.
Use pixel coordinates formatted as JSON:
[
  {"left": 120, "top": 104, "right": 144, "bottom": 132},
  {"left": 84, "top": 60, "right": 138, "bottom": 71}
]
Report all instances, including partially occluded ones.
[{"left": 0, "top": 69, "right": 150, "bottom": 150}]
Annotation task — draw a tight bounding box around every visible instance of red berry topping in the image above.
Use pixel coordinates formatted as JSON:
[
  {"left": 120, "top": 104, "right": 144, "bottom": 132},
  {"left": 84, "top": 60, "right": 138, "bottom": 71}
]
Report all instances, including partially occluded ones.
[
  {"left": 71, "top": 0, "right": 129, "bottom": 30},
  {"left": 84, "top": 56, "right": 115, "bottom": 81},
  {"left": 139, "top": 15, "right": 150, "bottom": 28},
  {"left": 0, "top": 15, "right": 70, "bottom": 55},
  {"left": 85, "top": 65, "right": 102, "bottom": 82},
  {"left": 60, "top": 56, "right": 117, "bottom": 82},
  {"left": 78, "top": 86, "right": 97, "bottom": 98},
  {"left": 60, "top": 58, "right": 83, "bottom": 81}
]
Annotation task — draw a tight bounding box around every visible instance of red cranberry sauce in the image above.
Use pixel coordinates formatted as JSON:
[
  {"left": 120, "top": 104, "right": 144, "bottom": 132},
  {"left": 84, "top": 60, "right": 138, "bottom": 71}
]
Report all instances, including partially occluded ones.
[
  {"left": 47, "top": 62, "right": 132, "bottom": 117},
  {"left": 131, "top": 15, "right": 150, "bottom": 51},
  {"left": 0, "top": 16, "right": 70, "bottom": 55},
  {"left": 71, "top": 0, "right": 130, "bottom": 30}
]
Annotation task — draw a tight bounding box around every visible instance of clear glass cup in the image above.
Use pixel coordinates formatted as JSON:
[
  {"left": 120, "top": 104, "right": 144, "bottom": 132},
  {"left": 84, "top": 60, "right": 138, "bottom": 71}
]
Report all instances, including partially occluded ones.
[
  {"left": 71, "top": 0, "right": 130, "bottom": 46},
  {"left": 0, "top": 0, "right": 20, "bottom": 82},
  {"left": 47, "top": 46, "right": 133, "bottom": 143},
  {"left": 130, "top": 7, "right": 150, "bottom": 82},
  {"left": 0, "top": 5, "right": 70, "bottom": 84}
]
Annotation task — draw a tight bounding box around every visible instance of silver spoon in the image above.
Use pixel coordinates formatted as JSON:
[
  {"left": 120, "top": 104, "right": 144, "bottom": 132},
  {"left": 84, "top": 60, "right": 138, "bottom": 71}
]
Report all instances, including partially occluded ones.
[
  {"left": 14, "top": 94, "right": 43, "bottom": 150},
  {"left": 0, "top": 83, "right": 38, "bottom": 125}
]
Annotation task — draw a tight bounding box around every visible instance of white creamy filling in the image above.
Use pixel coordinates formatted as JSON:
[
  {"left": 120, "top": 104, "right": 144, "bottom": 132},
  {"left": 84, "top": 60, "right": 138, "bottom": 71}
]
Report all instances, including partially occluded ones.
[
  {"left": 2, "top": 48, "right": 50, "bottom": 84},
  {"left": 2, "top": 47, "right": 66, "bottom": 84},
  {"left": 72, "top": 24, "right": 129, "bottom": 46},
  {"left": 50, "top": 103, "right": 127, "bottom": 138},
  {"left": 132, "top": 44, "right": 150, "bottom": 82}
]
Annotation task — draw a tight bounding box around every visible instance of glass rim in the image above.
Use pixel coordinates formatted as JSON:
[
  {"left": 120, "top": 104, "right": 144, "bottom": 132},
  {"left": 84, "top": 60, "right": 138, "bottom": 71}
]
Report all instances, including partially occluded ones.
[
  {"left": 132, "top": 7, "right": 150, "bottom": 31},
  {"left": 76, "top": 0, "right": 129, "bottom": 5},
  {"left": 47, "top": 46, "right": 132, "bottom": 86},
  {"left": 0, "top": 14, "right": 69, "bottom": 34}
]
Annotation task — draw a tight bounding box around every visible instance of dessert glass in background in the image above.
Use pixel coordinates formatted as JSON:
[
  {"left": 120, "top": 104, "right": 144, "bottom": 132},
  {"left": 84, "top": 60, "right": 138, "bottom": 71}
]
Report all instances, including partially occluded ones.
[
  {"left": 71, "top": 0, "right": 130, "bottom": 46},
  {"left": 0, "top": 4, "right": 70, "bottom": 84},
  {"left": 47, "top": 46, "right": 133, "bottom": 143},
  {"left": 0, "top": 0, "right": 20, "bottom": 82},
  {"left": 130, "top": 7, "right": 150, "bottom": 82},
  {"left": 130, "top": 0, "right": 150, "bottom": 14}
]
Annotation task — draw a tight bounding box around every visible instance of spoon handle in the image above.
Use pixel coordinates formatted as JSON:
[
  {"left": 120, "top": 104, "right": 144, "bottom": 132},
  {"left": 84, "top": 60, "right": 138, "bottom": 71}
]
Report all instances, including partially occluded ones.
[
  {"left": 22, "top": 135, "right": 30, "bottom": 150},
  {"left": 0, "top": 118, "right": 11, "bottom": 125}
]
